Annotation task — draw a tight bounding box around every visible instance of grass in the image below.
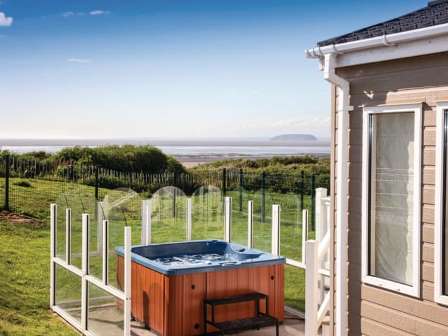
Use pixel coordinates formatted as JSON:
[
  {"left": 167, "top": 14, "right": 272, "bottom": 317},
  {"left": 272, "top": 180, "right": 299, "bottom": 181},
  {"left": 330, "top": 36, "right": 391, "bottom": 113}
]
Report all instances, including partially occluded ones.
[
  {"left": 0, "top": 177, "right": 314, "bottom": 335},
  {"left": 0, "top": 219, "right": 78, "bottom": 336}
]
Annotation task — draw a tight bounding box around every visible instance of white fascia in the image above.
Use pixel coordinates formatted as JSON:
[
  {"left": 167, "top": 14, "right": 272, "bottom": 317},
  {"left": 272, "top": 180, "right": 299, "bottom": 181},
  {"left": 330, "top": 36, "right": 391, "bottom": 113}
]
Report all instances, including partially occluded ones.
[
  {"left": 323, "top": 53, "right": 351, "bottom": 336},
  {"left": 305, "top": 22, "right": 448, "bottom": 67}
]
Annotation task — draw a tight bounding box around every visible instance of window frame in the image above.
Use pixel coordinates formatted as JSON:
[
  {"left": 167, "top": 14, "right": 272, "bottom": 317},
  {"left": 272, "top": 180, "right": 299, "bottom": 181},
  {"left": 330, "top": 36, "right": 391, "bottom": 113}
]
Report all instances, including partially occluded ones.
[
  {"left": 361, "top": 103, "right": 422, "bottom": 298},
  {"left": 434, "top": 102, "right": 448, "bottom": 305}
]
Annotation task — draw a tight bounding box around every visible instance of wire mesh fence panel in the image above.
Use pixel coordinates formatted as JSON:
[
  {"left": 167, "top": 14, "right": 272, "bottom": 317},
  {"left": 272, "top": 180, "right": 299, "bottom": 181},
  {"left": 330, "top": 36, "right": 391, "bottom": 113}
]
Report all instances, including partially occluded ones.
[
  {"left": 151, "top": 186, "right": 188, "bottom": 243},
  {"left": 191, "top": 185, "right": 224, "bottom": 240}
]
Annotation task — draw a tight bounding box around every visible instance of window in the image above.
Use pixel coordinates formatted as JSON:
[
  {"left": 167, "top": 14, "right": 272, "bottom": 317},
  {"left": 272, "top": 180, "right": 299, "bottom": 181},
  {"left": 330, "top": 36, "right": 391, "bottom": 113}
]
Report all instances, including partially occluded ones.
[
  {"left": 435, "top": 102, "right": 448, "bottom": 305},
  {"left": 362, "top": 104, "right": 422, "bottom": 297}
]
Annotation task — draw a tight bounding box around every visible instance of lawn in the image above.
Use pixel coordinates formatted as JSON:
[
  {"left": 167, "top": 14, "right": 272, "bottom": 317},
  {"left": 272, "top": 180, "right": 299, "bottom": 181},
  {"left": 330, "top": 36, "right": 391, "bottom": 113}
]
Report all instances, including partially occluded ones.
[
  {"left": 0, "top": 177, "right": 315, "bottom": 335},
  {"left": 0, "top": 219, "right": 78, "bottom": 336}
]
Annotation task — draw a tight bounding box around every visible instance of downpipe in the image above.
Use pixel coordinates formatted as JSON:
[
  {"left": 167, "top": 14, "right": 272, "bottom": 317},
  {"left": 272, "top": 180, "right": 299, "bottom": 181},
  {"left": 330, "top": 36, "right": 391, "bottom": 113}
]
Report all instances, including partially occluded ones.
[{"left": 323, "top": 53, "right": 351, "bottom": 336}]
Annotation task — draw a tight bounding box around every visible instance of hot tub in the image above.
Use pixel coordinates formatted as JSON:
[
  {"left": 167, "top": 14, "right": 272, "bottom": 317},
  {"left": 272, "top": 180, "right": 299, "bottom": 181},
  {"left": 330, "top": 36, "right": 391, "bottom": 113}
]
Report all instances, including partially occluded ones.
[{"left": 116, "top": 240, "right": 285, "bottom": 336}]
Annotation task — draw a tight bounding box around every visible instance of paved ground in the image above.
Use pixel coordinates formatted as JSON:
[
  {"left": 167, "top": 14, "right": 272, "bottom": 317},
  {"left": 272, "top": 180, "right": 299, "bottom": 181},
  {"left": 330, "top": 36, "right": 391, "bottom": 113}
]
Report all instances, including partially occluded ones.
[
  {"left": 132, "top": 318, "right": 304, "bottom": 336},
  {"left": 67, "top": 306, "right": 305, "bottom": 335}
]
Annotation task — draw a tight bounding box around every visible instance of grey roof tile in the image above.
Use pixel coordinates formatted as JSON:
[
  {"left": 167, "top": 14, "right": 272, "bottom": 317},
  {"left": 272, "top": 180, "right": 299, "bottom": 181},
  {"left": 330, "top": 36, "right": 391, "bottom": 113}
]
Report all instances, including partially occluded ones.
[{"left": 317, "top": 0, "right": 448, "bottom": 47}]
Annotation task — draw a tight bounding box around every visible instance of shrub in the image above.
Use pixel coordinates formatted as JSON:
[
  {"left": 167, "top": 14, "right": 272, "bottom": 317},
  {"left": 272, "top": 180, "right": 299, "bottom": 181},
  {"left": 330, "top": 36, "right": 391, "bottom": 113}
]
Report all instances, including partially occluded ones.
[{"left": 53, "top": 145, "right": 185, "bottom": 174}]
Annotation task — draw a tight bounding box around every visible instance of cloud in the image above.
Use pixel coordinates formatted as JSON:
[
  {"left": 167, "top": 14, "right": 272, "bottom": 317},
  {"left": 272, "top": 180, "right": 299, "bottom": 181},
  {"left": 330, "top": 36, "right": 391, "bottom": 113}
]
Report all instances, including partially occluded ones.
[
  {"left": 62, "top": 11, "right": 75, "bottom": 17},
  {"left": 62, "top": 11, "right": 86, "bottom": 17},
  {"left": 89, "top": 10, "right": 110, "bottom": 16},
  {"left": 67, "top": 58, "right": 92, "bottom": 64},
  {"left": 0, "top": 12, "right": 13, "bottom": 27},
  {"left": 62, "top": 10, "right": 109, "bottom": 18}
]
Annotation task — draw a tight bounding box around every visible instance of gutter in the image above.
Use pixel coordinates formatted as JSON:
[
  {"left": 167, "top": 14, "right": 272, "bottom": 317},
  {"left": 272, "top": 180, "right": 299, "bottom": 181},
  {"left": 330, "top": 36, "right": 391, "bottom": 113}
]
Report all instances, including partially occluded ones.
[
  {"left": 305, "top": 21, "right": 448, "bottom": 59},
  {"left": 323, "top": 53, "right": 351, "bottom": 336}
]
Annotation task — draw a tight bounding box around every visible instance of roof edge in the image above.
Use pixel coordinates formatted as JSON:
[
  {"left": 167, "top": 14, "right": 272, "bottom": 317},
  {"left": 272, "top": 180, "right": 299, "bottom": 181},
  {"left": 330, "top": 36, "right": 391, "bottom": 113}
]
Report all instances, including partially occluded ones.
[{"left": 305, "top": 21, "right": 448, "bottom": 60}]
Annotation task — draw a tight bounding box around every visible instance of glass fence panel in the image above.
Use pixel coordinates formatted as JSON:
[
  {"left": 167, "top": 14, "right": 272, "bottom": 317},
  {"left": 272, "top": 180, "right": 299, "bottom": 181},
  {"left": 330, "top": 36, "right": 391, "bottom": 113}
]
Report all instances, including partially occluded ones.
[
  {"left": 285, "top": 265, "right": 305, "bottom": 312},
  {"left": 279, "top": 193, "right": 303, "bottom": 262},
  {"left": 229, "top": 188, "right": 248, "bottom": 246},
  {"left": 103, "top": 188, "right": 140, "bottom": 290},
  {"left": 251, "top": 190, "right": 271, "bottom": 252},
  {"left": 87, "top": 282, "right": 124, "bottom": 336},
  {"left": 191, "top": 185, "right": 224, "bottom": 240},
  {"left": 151, "top": 186, "right": 187, "bottom": 243},
  {"left": 55, "top": 264, "right": 82, "bottom": 323},
  {"left": 55, "top": 191, "right": 97, "bottom": 269}
]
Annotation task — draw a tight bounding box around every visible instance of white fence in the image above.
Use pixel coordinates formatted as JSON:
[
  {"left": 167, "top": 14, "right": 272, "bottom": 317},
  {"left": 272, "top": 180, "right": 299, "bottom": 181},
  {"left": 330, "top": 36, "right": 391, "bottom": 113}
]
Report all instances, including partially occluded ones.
[
  {"left": 51, "top": 187, "right": 331, "bottom": 336},
  {"left": 305, "top": 189, "right": 332, "bottom": 336},
  {"left": 50, "top": 203, "right": 132, "bottom": 336}
]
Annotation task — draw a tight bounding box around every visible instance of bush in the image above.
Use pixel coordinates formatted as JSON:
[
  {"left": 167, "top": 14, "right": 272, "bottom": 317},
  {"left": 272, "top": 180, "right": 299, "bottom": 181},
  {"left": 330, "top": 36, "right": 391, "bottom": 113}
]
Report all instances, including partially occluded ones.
[{"left": 54, "top": 145, "right": 186, "bottom": 174}]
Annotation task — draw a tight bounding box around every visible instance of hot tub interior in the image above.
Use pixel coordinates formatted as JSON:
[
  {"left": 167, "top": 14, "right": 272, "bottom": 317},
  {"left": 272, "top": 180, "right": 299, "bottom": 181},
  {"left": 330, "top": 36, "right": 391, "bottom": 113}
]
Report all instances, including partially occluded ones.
[
  {"left": 118, "top": 240, "right": 283, "bottom": 275},
  {"left": 132, "top": 240, "right": 263, "bottom": 265}
]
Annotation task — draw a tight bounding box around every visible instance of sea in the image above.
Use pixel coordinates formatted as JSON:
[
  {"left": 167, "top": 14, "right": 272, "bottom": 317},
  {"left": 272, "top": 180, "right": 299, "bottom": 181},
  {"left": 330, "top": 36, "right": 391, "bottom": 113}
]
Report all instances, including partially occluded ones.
[{"left": 0, "top": 139, "right": 330, "bottom": 165}]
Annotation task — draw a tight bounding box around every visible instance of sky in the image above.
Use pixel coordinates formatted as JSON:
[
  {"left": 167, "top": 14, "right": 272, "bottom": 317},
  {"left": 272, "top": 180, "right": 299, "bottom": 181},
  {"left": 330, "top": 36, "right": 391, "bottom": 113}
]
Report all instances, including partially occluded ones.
[{"left": 0, "top": 0, "right": 429, "bottom": 139}]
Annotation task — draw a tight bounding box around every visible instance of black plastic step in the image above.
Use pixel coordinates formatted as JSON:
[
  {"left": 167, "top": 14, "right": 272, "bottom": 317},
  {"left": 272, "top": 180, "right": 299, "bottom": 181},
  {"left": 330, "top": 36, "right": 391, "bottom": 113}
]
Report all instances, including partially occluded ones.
[
  {"left": 211, "top": 315, "right": 277, "bottom": 334},
  {"left": 204, "top": 292, "right": 267, "bottom": 306}
]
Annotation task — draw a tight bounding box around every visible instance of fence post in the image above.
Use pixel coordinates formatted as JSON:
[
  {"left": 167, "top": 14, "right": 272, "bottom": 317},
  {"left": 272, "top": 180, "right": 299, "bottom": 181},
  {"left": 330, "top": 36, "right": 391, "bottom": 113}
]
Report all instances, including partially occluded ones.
[
  {"left": 247, "top": 200, "right": 253, "bottom": 248},
  {"left": 66, "top": 208, "right": 72, "bottom": 265},
  {"left": 222, "top": 168, "right": 227, "bottom": 197},
  {"left": 4, "top": 154, "right": 10, "bottom": 211},
  {"left": 173, "top": 173, "right": 177, "bottom": 218},
  {"left": 141, "top": 199, "right": 152, "bottom": 245},
  {"left": 124, "top": 226, "right": 132, "bottom": 336},
  {"left": 302, "top": 209, "right": 308, "bottom": 264},
  {"left": 261, "top": 172, "right": 266, "bottom": 223},
  {"left": 94, "top": 166, "right": 99, "bottom": 201},
  {"left": 97, "top": 201, "right": 104, "bottom": 253},
  {"left": 311, "top": 174, "right": 316, "bottom": 231},
  {"left": 315, "top": 188, "right": 328, "bottom": 242},
  {"left": 224, "top": 197, "right": 232, "bottom": 242},
  {"left": 102, "top": 220, "right": 109, "bottom": 285},
  {"left": 50, "top": 204, "right": 57, "bottom": 308},
  {"left": 69, "top": 164, "right": 75, "bottom": 181},
  {"left": 81, "top": 214, "right": 89, "bottom": 331},
  {"left": 305, "top": 240, "right": 319, "bottom": 336},
  {"left": 300, "top": 170, "right": 304, "bottom": 212},
  {"left": 186, "top": 198, "right": 192, "bottom": 240},
  {"left": 271, "top": 204, "right": 280, "bottom": 256},
  {"left": 239, "top": 169, "right": 243, "bottom": 212}
]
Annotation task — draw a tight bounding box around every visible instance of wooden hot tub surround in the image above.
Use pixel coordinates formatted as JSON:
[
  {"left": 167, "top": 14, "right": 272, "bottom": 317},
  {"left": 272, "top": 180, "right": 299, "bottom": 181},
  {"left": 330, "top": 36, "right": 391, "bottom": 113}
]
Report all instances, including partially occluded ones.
[{"left": 117, "top": 242, "right": 285, "bottom": 336}]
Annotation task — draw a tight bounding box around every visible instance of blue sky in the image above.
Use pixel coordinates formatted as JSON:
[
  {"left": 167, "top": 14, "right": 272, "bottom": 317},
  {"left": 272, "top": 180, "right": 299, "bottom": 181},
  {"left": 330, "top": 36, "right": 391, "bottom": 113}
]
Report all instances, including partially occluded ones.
[{"left": 0, "top": 0, "right": 428, "bottom": 139}]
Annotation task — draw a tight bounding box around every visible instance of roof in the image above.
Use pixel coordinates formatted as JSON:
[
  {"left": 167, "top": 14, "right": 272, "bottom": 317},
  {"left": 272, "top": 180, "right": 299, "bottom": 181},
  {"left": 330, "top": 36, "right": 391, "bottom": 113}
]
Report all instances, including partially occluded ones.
[{"left": 318, "top": 0, "right": 448, "bottom": 47}]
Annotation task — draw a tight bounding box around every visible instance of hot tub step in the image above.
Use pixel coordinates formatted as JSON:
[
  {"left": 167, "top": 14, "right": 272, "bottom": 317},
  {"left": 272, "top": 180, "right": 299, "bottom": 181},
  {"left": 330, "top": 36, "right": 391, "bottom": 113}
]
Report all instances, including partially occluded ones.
[
  {"left": 204, "top": 292, "right": 279, "bottom": 335},
  {"left": 209, "top": 315, "right": 279, "bottom": 334}
]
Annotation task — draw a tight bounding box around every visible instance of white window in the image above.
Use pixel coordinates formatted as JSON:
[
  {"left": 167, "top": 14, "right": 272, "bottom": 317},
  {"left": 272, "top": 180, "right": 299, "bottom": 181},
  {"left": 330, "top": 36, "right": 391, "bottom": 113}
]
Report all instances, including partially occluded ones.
[
  {"left": 362, "top": 104, "right": 422, "bottom": 297},
  {"left": 435, "top": 102, "right": 448, "bottom": 305}
]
